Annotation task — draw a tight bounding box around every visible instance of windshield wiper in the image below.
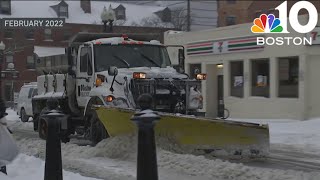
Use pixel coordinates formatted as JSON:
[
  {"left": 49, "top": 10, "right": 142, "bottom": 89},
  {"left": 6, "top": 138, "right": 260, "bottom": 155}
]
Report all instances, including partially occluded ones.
[
  {"left": 138, "top": 52, "right": 159, "bottom": 67},
  {"left": 112, "top": 54, "right": 130, "bottom": 68}
]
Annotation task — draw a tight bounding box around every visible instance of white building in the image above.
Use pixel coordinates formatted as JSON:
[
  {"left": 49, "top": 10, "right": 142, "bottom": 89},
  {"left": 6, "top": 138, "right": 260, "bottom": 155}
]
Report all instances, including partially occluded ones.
[{"left": 165, "top": 15, "right": 320, "bottom": 120}]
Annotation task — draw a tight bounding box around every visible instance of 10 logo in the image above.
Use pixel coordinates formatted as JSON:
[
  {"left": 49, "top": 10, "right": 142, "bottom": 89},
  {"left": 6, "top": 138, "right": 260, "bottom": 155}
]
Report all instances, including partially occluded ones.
[{"left": 252, "top": 1, "right": 318, "bottom": 34}]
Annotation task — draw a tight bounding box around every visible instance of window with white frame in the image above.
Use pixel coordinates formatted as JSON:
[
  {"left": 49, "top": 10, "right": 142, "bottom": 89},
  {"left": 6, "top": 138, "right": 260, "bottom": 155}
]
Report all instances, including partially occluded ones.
[
  {"left": 230, "top": 61, "right": 244, "bottom": 97},
  {"left": 278, "top": 57, "right": 299, "bottom": 98},
  {"left": 59, "top": 6, "right": 68, "bottom": 17},
  {"left": 251, "top": 59, "right": 270, "bottom": 98}
]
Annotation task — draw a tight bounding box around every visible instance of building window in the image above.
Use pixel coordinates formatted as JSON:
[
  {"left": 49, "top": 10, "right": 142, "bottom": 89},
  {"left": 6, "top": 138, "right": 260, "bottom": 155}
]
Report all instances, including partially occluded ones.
[
  {"left": 25, "top": 29, "right": 35, "bottom": 39},
  {"left": 116, "top": 9, "right": 125, "bottom": 20},
  {"left": 189, "top": 64, "right": 201, "bottom": 79},
  {"left": 45, "top": 57, "right": 51, "bottom": 67},
  {"left": 230, "top": 61, "right": 243, "bottom": 97},
  {"left": 59, "top": 6, "right": 68, "bottom": 17},
  {"left": 267, "top": 9, "right": 278, "bottom": 18},
  {"left": 4, "top": 82, "right": 12, "bottom": 101},
  {"left": 4, "top": 29, "right": 13, "bottom": 39},
  {"left": 63, "top": 30, "right": 72, "bottom": 41},
  {"left": 255, "top": 10, "right": 262, "bottom": 18},
  {"left": 226, "top": 16, "right": 236, "bottom": 26},
  {"left": 44, "top": 28, "right": 52, "bottom": 40},
  {"left": 278, "top": 57, "right": 299, "bottom": 98},
  {"left": 27, "top": 56, "right": 35, "bottom": 69},
  {"left": 5, "top": 55, "right": 13, "bottom": 63},
  {"left": 0, "top": 0, "right": 10, "bottom": 14},
  {"left": 251, "top": 59, "right": 270, "bottom": 97}
]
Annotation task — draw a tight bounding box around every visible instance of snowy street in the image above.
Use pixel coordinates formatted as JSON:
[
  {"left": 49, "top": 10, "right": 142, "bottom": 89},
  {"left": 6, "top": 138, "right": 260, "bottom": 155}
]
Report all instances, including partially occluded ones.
[{"left": 1, "top": 109, "right": 320, "bottom": 180}]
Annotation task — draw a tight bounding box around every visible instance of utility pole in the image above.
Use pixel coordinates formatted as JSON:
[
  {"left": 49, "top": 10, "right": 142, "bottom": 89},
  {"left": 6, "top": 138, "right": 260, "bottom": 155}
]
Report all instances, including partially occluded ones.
[{"left": 187, "top": 0, "right": 191, "bottom": 31}]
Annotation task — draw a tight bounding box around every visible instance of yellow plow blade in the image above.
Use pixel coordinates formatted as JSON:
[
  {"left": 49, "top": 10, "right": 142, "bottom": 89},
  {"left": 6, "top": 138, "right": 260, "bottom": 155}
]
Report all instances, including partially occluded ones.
[{"left": 96, "top": 107, "right": 270, "bottom": 159}]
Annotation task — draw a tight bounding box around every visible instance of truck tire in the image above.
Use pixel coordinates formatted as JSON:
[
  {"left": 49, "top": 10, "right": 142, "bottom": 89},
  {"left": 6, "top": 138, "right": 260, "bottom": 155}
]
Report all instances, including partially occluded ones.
[
  {"left": 20, "top": 108, "right": 29, "bottom": 122},
  {"left": 33, "top": 114, "right": 39, "bottom": 131},
  {"left": 87, "top": 109, "right": 108, "bottom": 145}
]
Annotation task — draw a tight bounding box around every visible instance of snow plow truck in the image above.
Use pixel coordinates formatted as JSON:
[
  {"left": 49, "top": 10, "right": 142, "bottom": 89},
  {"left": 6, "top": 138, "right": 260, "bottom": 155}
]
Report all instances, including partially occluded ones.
[{"left": 32, "top": 32, "right": 269, "bottom": 159}]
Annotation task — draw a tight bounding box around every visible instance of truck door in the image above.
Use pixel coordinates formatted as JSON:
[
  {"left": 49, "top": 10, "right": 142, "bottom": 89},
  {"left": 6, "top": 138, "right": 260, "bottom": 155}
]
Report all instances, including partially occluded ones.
[{"left": 76, "top": 45, "right": 94, "bottom": 107}]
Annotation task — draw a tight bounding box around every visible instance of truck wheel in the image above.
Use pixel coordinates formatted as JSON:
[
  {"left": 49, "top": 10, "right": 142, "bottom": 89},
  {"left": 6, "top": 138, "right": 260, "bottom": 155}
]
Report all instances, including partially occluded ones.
[
  {"left": 88, "top": 109, "right": 108, "bottom": 145},
  {"left": 33, "top": 114, "right": 39, "bottom": 131},
  {"left": 20, "top": 108, "right": 29, "bottom": 122}
]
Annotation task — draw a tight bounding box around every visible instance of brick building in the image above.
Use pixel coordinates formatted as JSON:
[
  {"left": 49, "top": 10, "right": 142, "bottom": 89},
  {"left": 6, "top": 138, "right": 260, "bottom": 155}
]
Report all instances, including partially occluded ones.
[
  {"left": 218, "top": 0, "right": 320, "bottom": 27},
  {"left": 0, "top": 0, "right": 174, "bottom": 103}
]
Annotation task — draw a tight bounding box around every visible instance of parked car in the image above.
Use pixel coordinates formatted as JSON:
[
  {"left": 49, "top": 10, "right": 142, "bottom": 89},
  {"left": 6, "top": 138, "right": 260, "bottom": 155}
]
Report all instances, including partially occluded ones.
[{"left": 17, "top": 82, "right": 37, "bottom": 122}]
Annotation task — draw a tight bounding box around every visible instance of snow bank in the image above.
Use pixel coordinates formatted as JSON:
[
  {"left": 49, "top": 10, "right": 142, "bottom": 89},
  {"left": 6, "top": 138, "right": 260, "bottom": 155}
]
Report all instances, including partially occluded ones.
[
  {"left": 14, "top": 135, "right": 320, "bottom": 180},
  {"left": 230, "top": 118, "right": 320, "bottom": 154},
  {"left": 0, "top": 154, "right": 100, "bottom": 180},
  {"left": 5, "top": 109, "right": 20, "bottom": 122}
]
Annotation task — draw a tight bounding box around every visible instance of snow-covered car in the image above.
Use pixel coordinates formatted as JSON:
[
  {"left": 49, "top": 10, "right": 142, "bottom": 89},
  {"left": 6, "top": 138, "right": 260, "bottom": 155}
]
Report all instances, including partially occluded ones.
[{"left": 17, "top": 82, "right": 37, "bottom": 122}]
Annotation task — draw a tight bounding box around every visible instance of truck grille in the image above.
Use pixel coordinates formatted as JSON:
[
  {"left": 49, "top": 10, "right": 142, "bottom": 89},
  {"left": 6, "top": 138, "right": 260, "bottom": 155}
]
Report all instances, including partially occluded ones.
[{"left": 130, "top": 78, "right": 201, "bottom": 112}]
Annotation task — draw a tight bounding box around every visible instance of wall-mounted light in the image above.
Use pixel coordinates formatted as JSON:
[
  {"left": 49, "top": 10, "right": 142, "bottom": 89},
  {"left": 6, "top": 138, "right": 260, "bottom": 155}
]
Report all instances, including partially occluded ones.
[{"left": 217, "top": 64, "right": 223, "bottom": 69}]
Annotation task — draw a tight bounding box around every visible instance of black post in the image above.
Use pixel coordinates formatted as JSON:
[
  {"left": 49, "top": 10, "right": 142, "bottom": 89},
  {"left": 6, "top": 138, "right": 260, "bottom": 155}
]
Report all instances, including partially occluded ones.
[
  {"left": 187, "top": 0, "right": 191, "bottom": 31},
  {"left": 109, "top": 20, "right": 114, "bottom": 33},
  {"left": 131, "top": 94, "right": 160, "bottom": 180},
  {"left": 103, "top": 21, "right": 107, "bottom": 32},
  {"left": 42, "top": 99, "right": 64, "bottom": 180},
  {"left": 0, "top": 50, "right": 3, "bottom": 97}
]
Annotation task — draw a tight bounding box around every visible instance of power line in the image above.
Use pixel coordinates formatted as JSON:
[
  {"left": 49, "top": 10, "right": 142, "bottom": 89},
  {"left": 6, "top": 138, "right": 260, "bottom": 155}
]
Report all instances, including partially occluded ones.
[
  {"left": 192, "top": 16, "right": 217, "bottom": 20},
  {"left": 166, "top": 2, "right": 187, "bottom": 6},
  {"left": 192, "top": 8, "right": 217, "bottom": 12},
  {"left": 191, "top": 23, "right": 216, "bottom": 27},
  {"left": 187, "top": 0, "right": 191, "bottom": 31}
]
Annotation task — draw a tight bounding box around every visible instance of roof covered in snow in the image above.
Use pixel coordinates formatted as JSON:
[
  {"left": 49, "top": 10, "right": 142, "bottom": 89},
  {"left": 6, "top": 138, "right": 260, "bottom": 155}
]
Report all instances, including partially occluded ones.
[
  {"left": 0, "top": 1, "right": 173, "bottom": 27},
  {"left": 34, "top": 46, "right": 65, "bottom": 57}
]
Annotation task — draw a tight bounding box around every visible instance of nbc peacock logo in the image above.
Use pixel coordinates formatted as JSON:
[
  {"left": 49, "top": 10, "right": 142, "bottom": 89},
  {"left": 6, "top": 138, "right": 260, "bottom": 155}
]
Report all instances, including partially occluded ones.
[{"left": 251, "top": 14, "right": 283, "bottom": 33}]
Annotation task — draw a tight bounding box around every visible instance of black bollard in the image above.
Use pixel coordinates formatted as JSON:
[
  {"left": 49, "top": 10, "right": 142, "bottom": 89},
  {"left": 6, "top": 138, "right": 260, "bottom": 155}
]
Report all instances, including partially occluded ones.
[
  {"left": 42, "top": 99, "right": 65, "bottom": 180},
  {"left": 131, "top": 94, "right": 160, "bottom": 180}
]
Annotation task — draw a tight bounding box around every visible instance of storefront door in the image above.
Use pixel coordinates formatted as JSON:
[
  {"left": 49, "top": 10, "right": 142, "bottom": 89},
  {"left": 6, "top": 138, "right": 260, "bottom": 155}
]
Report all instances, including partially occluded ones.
[{"left": 217, "top": 75, "right": 225, "bottom": 117}]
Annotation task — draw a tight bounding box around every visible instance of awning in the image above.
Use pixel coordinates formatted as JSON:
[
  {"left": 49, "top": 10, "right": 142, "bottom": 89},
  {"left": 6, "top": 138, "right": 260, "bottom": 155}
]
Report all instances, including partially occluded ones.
[{"left": 34, "top": 46, "right": 65, "bottom": 58}]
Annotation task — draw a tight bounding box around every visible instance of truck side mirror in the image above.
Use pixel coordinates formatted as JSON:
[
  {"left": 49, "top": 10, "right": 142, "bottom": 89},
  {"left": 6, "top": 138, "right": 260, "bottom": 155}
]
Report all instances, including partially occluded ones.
[
  {"left": 178, "top": 49, "right": 185, "bottom": 73},
  {"left": 87, "top": 54, "right": 93, "bottom": 76},
  {"left": 66, "top": 47, "right": 76, "bottom": 76},
  {"left": 108, "top": 66, "right": 118, "bottom": 76}
]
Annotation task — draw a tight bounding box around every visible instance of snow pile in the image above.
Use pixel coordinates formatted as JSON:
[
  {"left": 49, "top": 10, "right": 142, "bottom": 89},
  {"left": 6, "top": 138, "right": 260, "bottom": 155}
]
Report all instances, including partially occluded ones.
[
  {"left": 5, "top": 109, "right": 20, "bottom": 122},
  {"left": 0, "top": 154, "right": 100, "bottom": 180},
  {"left": 230, "top": 118, "right": 320, "bottom": 154},
  {"left": 14, "top": 136, "right": 320, "bottom": 180},
  {"left": 157, "top": 150, "right": 320, "bottom": 180}
]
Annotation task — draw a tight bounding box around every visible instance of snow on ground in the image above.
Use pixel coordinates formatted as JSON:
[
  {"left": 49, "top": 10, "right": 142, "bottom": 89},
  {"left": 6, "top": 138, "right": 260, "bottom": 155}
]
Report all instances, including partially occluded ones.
[
  {"left": 0, "top": 154, "right": 100, "bottom": 180},
  {"left": 4, "top": 108, "right": 320, "bottom": 180},
  {"left": 229, "top": 118, "right": 320, "bottom": 154}
]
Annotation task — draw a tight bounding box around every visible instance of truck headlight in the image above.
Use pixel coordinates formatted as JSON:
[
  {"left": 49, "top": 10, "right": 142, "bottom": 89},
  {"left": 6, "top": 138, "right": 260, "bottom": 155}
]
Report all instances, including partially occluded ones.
[
  {"left": 103, "top": 96, "right": 129, "bottom": 108},
  {"left": 196, "top": 73, "right": 207, "bottom": 80},
  {"left": 133, "top": 72, "right": 146, "bottom": 79}
]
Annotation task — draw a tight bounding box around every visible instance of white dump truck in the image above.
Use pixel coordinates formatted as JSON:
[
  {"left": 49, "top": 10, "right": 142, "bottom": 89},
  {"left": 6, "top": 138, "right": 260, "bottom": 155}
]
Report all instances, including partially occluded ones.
[
  {"left": 32, "top": 33, "right": 204, "bottom": 143},
  {"left": 32, "top": 32, "right": 269, "bottom": 158}
]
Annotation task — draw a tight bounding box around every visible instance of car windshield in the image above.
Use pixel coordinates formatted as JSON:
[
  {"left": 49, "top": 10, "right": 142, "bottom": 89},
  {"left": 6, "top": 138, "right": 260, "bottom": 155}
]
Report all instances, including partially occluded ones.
[{"left": 94, "top": 44, "right": 171, "bottom": 72}]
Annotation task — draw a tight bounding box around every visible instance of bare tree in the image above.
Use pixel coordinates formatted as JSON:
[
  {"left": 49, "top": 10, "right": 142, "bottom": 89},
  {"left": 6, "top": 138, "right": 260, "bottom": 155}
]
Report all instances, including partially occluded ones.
[
  {"left": 139, "top": 16, "right": 174, "bottom": 28},
  {"left": 171, "top": 7, "right": 191, "bottom": 31}
]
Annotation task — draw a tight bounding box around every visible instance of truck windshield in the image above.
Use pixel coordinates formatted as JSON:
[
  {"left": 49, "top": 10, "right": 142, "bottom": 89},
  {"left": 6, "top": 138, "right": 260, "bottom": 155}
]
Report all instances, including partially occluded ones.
[{"left": 94, "top": 44, "right": 171, "bottom": 72}]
